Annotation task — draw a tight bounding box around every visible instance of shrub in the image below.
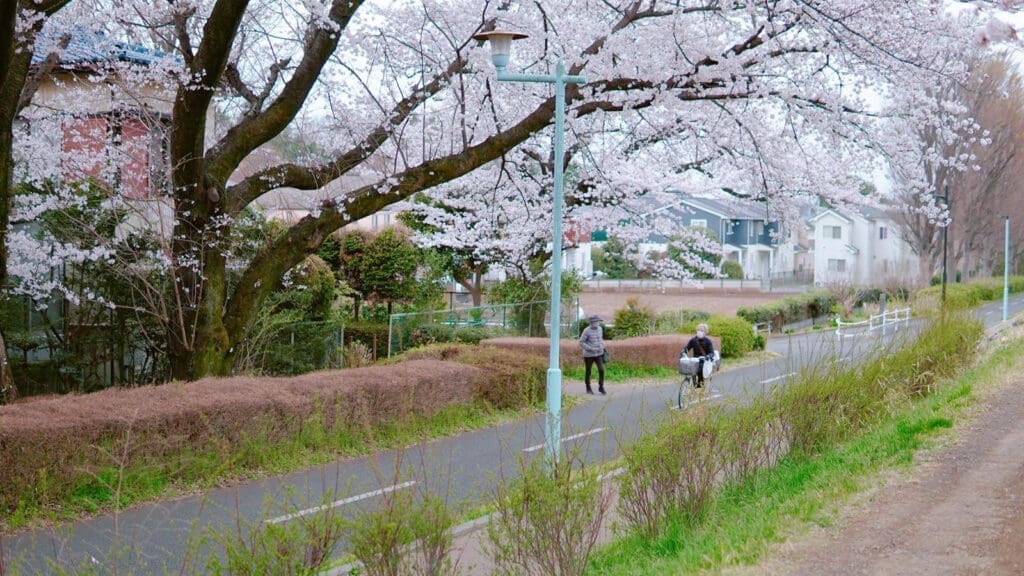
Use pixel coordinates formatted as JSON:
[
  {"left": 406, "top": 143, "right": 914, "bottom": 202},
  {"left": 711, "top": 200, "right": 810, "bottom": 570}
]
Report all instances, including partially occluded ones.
[
  {"left": 576, "top": 319, "right": 615, "bottom": 340},
  {"left": 348, "top": 488, "right": 458, "bottom": 576},
  {"left": 410, "top": 324, "right": 496, "bottom": 347},
  {"left": 613, "top": 297, "right": 656, "bottom": 337},
  {"left": 346, "top": 322, "right": 390, "bottom": 360},
  {"left": 618, "top": 410, "right": 725, "bottom": 538},
  {"left": 721, "top": 259, "right": 744, "bottom": 279},
  {"left": 654, "top": 308, "right": 710, "bottom": 334},
  {"left": 487, "top": 454, "right": 613, "bottom": 576},
  {"left": 707, "top": 315, "right": 755, "bottom": 358},
  {"left": 204, "top": 494, "right": 346, "bottom": 575},
  {"left": 736, "top": 291, "right": 836, "bottom": 332},
  {"left": 752, "top": 333, "right": 766, "bottom": 351},
  {"left": 400, "top": 344, "right": 547, "bottom": 409}
]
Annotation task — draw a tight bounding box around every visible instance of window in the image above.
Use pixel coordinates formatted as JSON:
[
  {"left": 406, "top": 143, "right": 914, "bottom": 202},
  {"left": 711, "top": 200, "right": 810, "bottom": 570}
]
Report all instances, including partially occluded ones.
[
  {"left": 827, "top": 259, "right": 847, "bottom": 272},
  {"left": 823, "top": 225, "right": 842, "bottom": 239},
  {"left": 879, "top": 226, "right": 888, "bottom": 240},
  {"left": 690, "top": 219, "right": 707, "bottom": 228},
  {"left": 754, "top": 222, "right": 765, "bottom": 235}
]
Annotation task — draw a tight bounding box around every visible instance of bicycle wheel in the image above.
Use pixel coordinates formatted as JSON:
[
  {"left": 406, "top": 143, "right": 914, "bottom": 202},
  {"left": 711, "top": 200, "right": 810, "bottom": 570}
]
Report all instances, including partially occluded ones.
[{"left": 677, "top": 375, "right": 692, "bottom": 408}]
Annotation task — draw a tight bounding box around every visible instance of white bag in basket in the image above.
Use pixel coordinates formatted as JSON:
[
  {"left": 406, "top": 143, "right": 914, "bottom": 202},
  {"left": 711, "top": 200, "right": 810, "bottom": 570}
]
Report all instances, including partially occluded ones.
[{"left": 678, "top": 357, "right": 700, "bottom": 376}]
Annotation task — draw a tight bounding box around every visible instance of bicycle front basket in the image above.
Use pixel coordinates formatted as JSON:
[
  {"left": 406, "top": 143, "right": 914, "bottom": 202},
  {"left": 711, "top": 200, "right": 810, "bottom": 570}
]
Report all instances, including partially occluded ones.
[{"left": 678, "top": 357, "right": 700, "bottom": 376}]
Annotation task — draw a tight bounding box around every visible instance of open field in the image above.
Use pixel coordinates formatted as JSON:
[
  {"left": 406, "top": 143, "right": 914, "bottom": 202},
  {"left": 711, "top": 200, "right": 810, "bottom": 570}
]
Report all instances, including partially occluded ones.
[{"left": 577, "top": 286, "right": 795, "bottom": 320}]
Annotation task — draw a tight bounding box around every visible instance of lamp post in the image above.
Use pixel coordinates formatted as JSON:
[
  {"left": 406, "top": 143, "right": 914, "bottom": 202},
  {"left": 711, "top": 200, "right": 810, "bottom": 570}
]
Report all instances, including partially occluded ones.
[
  {"left": 1004, "top": 216, "right": 1010, "bottom": 322},
  {"left": 473, "top": 29, "right": 586, "bottom": 464},
  {"left": 940, "top": 184, "right": 949, "bottom": 305}
]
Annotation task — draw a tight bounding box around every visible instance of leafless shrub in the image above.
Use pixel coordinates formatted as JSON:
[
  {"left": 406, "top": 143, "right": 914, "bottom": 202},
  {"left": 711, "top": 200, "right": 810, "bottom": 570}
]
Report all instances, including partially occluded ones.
[
  {"left": 617, "top": 410, "right": 725, "bottom": 539},
  {"left": 486, "top": 453, "right": 614, "bottom": 576}
]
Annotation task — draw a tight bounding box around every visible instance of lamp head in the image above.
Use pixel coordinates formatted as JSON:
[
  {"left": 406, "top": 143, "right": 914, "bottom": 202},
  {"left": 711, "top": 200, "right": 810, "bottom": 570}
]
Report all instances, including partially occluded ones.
[{"left": 472, "top": 29, "right": 528, "bottom": 71}]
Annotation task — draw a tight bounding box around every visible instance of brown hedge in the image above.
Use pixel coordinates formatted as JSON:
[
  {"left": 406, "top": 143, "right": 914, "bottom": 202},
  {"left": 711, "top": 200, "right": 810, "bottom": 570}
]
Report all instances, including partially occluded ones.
[
  {"left": 480, "top": 334, "right": 721, "bottom": 368},
  {"left": 0, "top": 359, "right": 482, "bottom": 514},
  {"left": 397, "top": 344, "right": 547, "bottom": 409}
]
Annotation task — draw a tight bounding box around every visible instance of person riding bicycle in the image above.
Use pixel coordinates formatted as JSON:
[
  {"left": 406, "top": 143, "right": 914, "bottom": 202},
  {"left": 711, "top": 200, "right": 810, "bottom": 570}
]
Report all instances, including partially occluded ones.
[{"left": 681, "top": 323, "right": 715, "bottom": 388}]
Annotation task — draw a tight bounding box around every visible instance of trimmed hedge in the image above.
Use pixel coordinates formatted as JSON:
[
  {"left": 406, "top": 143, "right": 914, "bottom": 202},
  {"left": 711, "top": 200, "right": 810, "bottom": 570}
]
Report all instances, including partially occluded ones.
[
  {"left": 0, "top": 360, "right": 485, "bottom": 517},
  {"left": 481, "top": 335, "right": 719, "bottom": 369},
  {"left": 397, "top": 344, "right": 546, "bottom": 409}
]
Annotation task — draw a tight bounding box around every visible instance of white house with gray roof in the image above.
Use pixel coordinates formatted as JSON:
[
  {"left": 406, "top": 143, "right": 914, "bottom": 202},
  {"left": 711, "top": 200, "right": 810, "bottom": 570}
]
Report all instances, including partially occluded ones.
[{"left": 809, "top": 206, "right": 921, "bottom": 287}]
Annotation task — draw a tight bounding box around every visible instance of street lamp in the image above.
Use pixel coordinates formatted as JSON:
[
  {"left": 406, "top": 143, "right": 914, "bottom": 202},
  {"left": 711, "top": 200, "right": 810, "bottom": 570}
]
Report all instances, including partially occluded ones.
[
  {"left": 473, "top": 29, "right": 587, "bottom": 464},
  {"left": 939, "top": 184, "right": 949, "bottom": 305}
]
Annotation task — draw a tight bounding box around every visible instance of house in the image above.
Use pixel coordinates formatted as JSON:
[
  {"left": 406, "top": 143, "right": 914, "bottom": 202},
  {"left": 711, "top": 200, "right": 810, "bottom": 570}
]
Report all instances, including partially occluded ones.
[
  {"left": 19, "top": 29, "right": 175, "bottom": 201},
  {"left": 641, "top": 195, "right": 797, "bottom": 280},
  {"left": 809, "top": 206, "right": 921, "bottom": 287}
]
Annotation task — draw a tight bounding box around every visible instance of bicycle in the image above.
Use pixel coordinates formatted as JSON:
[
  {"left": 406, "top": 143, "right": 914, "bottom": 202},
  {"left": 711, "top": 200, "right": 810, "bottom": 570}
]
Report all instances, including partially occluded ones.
[{"left": 677, "top": 352, "right": 720, "bottom": 409}]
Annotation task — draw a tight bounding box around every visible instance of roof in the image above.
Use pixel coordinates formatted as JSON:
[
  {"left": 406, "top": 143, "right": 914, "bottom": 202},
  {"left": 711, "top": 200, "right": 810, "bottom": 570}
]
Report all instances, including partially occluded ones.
[
  {"left": 678, "top": 196, "right": 770, "bottom": 221},
  {"left": 32, "top": 28, "right": 173, "bottom": 67},
  {"left": 641, "top": 193, "right": 773, "bottom": 222},
  {"left": 808, "top": 208, "right": 853, "bottom": 224},
  {"left": 809, "top": 205, "right": 892, "bottom": 224}
]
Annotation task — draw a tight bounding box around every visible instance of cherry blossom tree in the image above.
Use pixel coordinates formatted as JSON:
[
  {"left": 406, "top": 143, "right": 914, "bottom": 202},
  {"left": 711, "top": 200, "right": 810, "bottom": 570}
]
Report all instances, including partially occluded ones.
[
  {"left": 3, "top": 0, "right": 1011, "bottom": 383},
  {"left": 1, "top": 0, "right": 76, "bottom": 402}
]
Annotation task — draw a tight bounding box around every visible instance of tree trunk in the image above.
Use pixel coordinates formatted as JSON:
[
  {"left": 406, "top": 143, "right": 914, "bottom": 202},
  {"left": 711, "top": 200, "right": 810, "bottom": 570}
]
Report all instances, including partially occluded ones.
[
  {"left": 1, "top": 109, "right": 15, "bottom": 403},
  {"left": 0, "top": 330, "right": 15, "bottom": 404}
]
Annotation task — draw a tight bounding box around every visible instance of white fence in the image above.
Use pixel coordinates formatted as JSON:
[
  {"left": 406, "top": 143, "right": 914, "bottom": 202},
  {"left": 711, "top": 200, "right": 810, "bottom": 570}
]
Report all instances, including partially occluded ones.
[{"left": 835, "top": 307, "right": 911, "bottom": 341}]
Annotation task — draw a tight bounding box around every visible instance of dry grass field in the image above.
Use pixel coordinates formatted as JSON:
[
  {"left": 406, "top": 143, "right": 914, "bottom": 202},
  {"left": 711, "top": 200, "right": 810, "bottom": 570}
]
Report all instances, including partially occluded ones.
[{"left": 577, "top": 286, "right": 794, "bottom": 320}]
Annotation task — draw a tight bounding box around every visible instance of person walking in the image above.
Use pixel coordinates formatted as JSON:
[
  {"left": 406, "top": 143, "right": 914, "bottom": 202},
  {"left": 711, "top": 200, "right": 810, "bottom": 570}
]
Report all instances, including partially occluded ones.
[
  {"left": 681, "top": 322, "right": 715, "bottom": 389},
  {"left": 579, "top": 315, "right": 606, "bottom": 395}
]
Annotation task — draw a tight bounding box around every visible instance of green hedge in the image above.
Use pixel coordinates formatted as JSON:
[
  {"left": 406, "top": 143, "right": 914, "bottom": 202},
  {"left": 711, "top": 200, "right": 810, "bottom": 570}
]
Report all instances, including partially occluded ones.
[
  {"left": 913, "top": 276, "right": 1024, "bottom": 313},
  {"left": 736, "top": 291, "right": 836, "bottom": 331},
  {"left": 678, "top": 314, "right": 755, "bottom": 358}
]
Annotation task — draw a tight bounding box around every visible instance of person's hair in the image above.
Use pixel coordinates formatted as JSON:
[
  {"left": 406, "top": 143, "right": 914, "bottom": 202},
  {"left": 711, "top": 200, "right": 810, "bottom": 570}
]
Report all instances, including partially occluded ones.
[{"left": 696, "top": 323, "right": 709, "bottom": 333}]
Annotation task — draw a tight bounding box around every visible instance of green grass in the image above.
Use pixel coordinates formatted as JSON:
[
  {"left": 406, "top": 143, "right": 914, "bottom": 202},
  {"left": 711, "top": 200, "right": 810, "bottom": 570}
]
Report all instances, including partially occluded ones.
[
  {"left": 587, "top": 335, "right": 1023, "bottom": 575},
  {"left": 563, "top": 363, "right": 677, "bottom": 382}
]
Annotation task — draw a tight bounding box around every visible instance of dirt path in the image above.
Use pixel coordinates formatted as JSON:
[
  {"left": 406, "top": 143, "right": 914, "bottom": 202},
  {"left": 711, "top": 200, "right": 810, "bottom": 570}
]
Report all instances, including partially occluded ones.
[{"left": 736, "top": 364, "right": 1024, "bottom": 575}]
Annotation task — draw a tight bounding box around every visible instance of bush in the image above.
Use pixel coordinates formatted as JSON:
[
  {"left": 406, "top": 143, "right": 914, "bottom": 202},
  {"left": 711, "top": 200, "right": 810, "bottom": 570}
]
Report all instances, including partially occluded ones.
[
  {"left": 345, "top": 322, "right": 390, "bottom": 360},
  {"left": 410, "top": 324, "right": 496, "bottom": 347},
  {"left": 736, "top": 291, "right": 836, "bottom": 332},
  {"left": 654, "top": 308, "right": 710, "bottom": 334},
  {"left": 613, "top": 297, "right": 656, "bottom": 338},
  {"left": 400, "top": 344, "right": 547, "bottom": 409},
  {"left": 721, "top": 259, "right": 744, "bottom": 279},
  {"left": 618, "top": 410, "right": 725, "bottom": 538},
  {"left": 752, "top": 333, "right": 766, "bottom": 351},
  {"left": 576, "top": 319, "right": 615, "bottom": 340},
  {"left": 487, "top": 454, "right": 613, "bottom": 576},
  {"left": 707, "top": 315, "right": 755, "bottom": 358}
]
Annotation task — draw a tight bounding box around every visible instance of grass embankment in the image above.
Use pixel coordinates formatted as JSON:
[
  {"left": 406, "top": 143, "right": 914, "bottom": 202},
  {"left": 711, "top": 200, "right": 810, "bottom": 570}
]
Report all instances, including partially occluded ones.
[
  {"left": 590, "top": 317, "right": 1008, "bottom": 574},
  {"left": 4, "top": 399, "right": 539, "bottom": 532}
]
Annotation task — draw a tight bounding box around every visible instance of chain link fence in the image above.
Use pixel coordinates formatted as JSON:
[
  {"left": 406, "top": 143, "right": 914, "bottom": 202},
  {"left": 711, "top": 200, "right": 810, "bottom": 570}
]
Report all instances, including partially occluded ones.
[
  {"left": 387, "top": 298, "right": 582, "bottom": 358},
  {"left": 233, "top": 319, "right": 346, "bottom": 376}
]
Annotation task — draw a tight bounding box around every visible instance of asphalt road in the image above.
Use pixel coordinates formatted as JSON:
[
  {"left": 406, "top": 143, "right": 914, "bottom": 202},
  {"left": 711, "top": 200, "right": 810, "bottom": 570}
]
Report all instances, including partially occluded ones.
[{"left": 4, "top": 296, "right": 1023, "bottom": 574}]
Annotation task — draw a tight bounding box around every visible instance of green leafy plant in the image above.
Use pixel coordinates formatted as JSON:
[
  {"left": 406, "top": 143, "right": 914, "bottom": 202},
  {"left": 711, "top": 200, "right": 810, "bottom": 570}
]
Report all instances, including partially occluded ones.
[{"left": 613, "top": 298, "right": 655, "bottom": 338}]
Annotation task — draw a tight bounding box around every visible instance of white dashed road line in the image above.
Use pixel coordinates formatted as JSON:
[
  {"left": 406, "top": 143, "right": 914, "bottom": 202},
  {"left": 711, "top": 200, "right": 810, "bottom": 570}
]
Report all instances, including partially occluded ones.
[
  {"left": 522, "top": 427, "right": 607, "bottom": 453},
  {"left": 266, "top": 481, "right": 417, "bottom": 524}
]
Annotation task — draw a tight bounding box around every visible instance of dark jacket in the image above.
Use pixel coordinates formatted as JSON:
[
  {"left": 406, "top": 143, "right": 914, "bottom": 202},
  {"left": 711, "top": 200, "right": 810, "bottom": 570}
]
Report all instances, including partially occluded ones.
[{"left": 682, "top": 335, "right": 714, "bottom": 358}]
